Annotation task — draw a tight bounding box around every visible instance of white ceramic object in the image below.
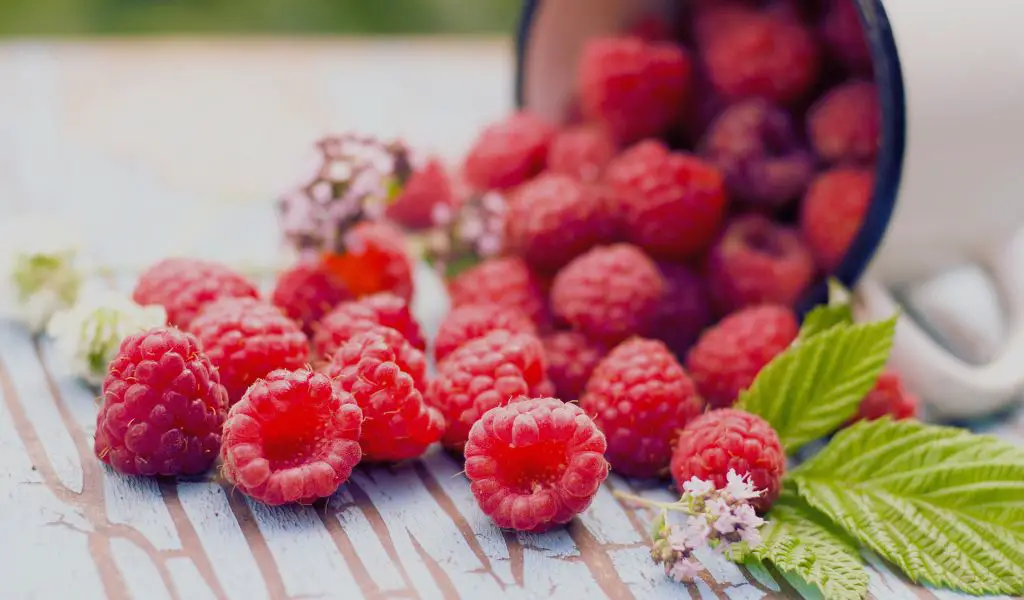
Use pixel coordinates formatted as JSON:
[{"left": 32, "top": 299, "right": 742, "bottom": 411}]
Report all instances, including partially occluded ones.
[{"left": 515, "top": 0, "right": 1024, "bottom": 418}]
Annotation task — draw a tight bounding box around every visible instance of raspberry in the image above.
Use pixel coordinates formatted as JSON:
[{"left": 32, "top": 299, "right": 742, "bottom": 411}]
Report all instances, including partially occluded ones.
[
  {"left": 854, "top": 370, "right": 920, "bottom": 422},
  {"left": 426, "top": 330, "right": 550, "bottom": 452},
  {"left": 604, "top": 141, "right": 727, "bottom": 260},
  {"left": 628, "top": 14, "right": 676, "bottom": 42},
  {"left": 132, "top": 258, "right": 260, "bottom": 329},
  {"left": 188, "top": 297, "right": 310, "bottom": 405},
  {"left": 434, "top": 304, "right": 538, "bottom": 364},
  {"left": 448, "top": 257, "right": 550, "bottom": 329},
  {"left": 578, "top": 36, "right": 693, "bottom": 144},
  {"left": 706, "top": 214, "right": 815, "bottom": 314},
  {"left": 670, "top": 408, "right": 785, "bottom": 512},
  {"left": 221, "top": 369, "right": 362, "bottom": 506},
  {"left": 322, "top": 221, "right": 414, "bottom": 301},
  {"left": 546, "top": 126, "right": 617, "bottom": 182},
  {"left": 95, "top": 327, "right": 228, "bottom": 476},
  {"left": 314, "top": 291, "right": 425, "bottom": 359},
  {"left": 821, "top": 0, "right": 872, "bottom": 74},
  {"left": 505, "top": 174, "right": 616, "bottom": 273},
  {"left": 386, "top": 157, "right": 455, "bottom": 230},
  {"left": 647, "top": 262, "right": 713, "bottom": 357},
  {"left": 542, "top": 332, "right": 607, "bottom": 402},
  {"left": 463, "top": 111, "right": 555, "bottom": 191},
  {"left": 324, "top": 330, "right": 442, "bottom": 461},
  {"left": 700, "top": 9, "right": 820, "bottom": 105},
  {"left": 580, "top": 338, "right": 705, "bottom": 478},
  {"left": 807, "top": 80, "right": 880, "bottom": 164},
  {"left": 271, "top": 258, "right": 353, "bottom": 335},
  {"left": 464, "top": 397, "right": 609, "bottom": 532},
  {"left": 699, "top": 98, "right": 815, "bottom": 209},
  {"left": 686, "top": 304, "right": 798, "bottom": 408},
  {"left": 799, "top": 167, "right": 874, "bottom": 271},
  {"left": 550, "top": 244, "right": 665, "bottom": 345}
]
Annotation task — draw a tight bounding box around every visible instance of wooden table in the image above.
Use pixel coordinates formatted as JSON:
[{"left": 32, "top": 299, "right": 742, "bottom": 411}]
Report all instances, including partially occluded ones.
[{"left": 2, "top": 39, "right": 1022, "bottom": 600}]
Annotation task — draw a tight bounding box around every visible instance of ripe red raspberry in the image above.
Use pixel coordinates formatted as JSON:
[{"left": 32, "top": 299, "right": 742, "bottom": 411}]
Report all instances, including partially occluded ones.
[
  {"left": 647, "top": 262, "right": 713, "bottom": 357},
  {"left": 706, "top": 214, "right": 815, "bottom": 314},
  {"left": 324, "top": 329, "right": 442, "bottom": 462},
  {"left": 699, "top": 98, "right": 815, "bottom": 209},
  {"left": 700, "top": 9, "right": 820, "bottom": 105},
  {"left": 448, "top": 257, "right": 550, "bottom": 329},
  {"left": 542, "top": 332, "right": 607, "bottom": 401},
  {"left": 133, "top": 258, "right": 259, "bottom": 329},
  {"left": 314, "top": 291, "right": 425, "bottom": 359},
  {"left": 464, "top": 396, "right": 609, "bottom": 532},
  {"left": 550, "top": 244, "right": 665, "bottom": 344},
  {"left": 95, "top": 327, "right": 228, "bottom": 476},
  {"left": 580, "top": 338, "right": 705, "bottom": 478},
  {"left": 821, "top": 0, "right": 872, "bottom": 74},
  {"left": 628, "top": 14, "right": 676, "bottom": 42},
  {"left": 604, "top": 141, "right": 727, "bottom": 260},
  {"left": 505, "top": 173, "right": 616, "bottom": 273},
  {"left": 386, "top": 157, "right": 455, "bottom": 230},
  {"left": 271, "top": 258, "right": 353, "bottom": 335},
  {"left": 427, "top": 330, "right": 550, "bottom": 452},
  {"left": 546, "top": 126, "right": 617, "bottom": 182},
  {"left": 322, "top": 221, "right": 414, "bottom": 301},
  {"left": 807, "top": 80, "right": 880, "bottom": 164},
  {"left": 434, "top": 304, "right": 538, "bottom": 364},
  {"left": 670, "top": 408, "right": 785, "bottom": 512},
  {"left": 463, "top": 111, "right": 555, "bottom": 191},
  {"left": 854, "top": 369, "right": 920, "bottom": 422},
  {"left": 686, "top": 304, "right": 798, "bottom": 408},
  {"left": 800, "top": 167, "right": 874, "bottom": 271},
  {"left": 188, "top": 297, "right": 310, "bottom": 405},
  {"left": 221, "top": 369, "right": 362, "bottom": 505},
  {"left": 578, "top": 36, "right": 694, "bottom": 144}
]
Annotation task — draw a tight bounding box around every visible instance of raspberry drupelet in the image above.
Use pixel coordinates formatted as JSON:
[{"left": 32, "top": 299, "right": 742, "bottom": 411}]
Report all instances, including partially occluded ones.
[
  {"left": 550, "top": 244, "right": 666, "bottom": 345},
  {"left": 271, "top": 258, "right": 353, "bottom": 335},
  {"left": 313, "top": 292, "right": 425, "bottom": 361},
  {"left": 447, "top": 257, "right": 551, "bottom": 330},
  {"left": 434, "top": 303, "right": 538, "bottom": 364},
  {"left": 580, "top": 338, "right": 705, "bottom": 478},
  {"left": 604, "top": 141, "right": 727, "bottom": 260},
  {"left": 132, "top": 257, "right": 260, "bottom": 329},
  {"left": 670, "top": 408, "right": 785, "bottom": 513},
  {"left": 546, "top": 126, "right": 617, "bottom": 182},
  {"left": 464, "top": 397, "right": 609, "bottom": 532},
  {"left": 221, "top": 369, "right": 362, "bottom": 506},
  {"left": 324, "top": 329, "right": 442, "bottom": 462},
  {"left": 95, "top": 327, "right": 228, "bottom": 476},
  {"left": 427, "top": 330, "right": 551, "bottom": 453},
  {"left": 686, "top": 304, "right": 799, "bottom": 408},
  {"left": 463, "top": 111, "right": 555, "bottom": 191},
  {"left": 188, "top": 297, "right": 310, "bottom": 405}
]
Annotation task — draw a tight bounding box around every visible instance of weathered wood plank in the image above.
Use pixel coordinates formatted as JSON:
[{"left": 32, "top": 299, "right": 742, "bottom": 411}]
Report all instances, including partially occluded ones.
[
  {"left": 352, "top": 465, "right": 509, "bottom": 599},
  {"left": 517, "top": 530, "right": 605, "bottom": 598},
  {"left": 102, "top": 470, "right": 183, "bottom": 552},
  {"left": 0, "top": 322, "right": 83, "bottom": 493},
  {"left": 327, "top": 487, "right": 409, "bottom": 595},
  {"left": 167, "top": 557, "right": 219, "bottom": 600},
  {"left": 176, "top": 482, "right": 272, "bottom": 600},
  {"left": 109, "top": 537, "right": 174, "bottom": 600},
  {"left": 244, "top": 499, "right": 364, "bottom": 599}
]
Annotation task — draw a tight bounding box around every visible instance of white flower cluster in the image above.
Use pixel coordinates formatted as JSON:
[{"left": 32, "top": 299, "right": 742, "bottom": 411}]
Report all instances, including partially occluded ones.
[
  {"left": 645, "top": 470, "right": 766, "bottom": 582},
  {"left": 1, "top": 216, "right": 85, "bottom": 333},
  {"left": 47, "top": 290, "right": 167, "bottom": 386}
]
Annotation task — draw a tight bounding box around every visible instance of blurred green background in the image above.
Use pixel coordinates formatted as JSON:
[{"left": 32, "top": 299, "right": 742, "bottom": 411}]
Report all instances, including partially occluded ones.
[{"left": 0, "top": 0, "right": 523, "bottom": 35}]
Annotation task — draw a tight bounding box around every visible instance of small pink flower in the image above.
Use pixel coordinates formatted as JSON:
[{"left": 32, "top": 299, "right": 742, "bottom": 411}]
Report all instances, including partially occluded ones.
[
  {"left": 724, "top": 469, "right": 762, "bottom": 501},
  {"left": 682, "top": 477, "right": 715, "bottom": 497},
  {"left": 667, "top": 558, "right": 703, "bottom": 582}
]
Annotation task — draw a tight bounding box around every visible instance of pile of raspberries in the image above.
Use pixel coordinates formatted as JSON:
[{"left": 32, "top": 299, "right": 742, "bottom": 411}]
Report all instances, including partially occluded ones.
[{"left": 92, "top": 0, "right": 918, "bottom": 532}]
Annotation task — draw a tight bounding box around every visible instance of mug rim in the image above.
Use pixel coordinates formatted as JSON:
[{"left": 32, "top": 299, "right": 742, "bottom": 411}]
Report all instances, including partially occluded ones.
[{"left": 513, "top": 0, "right": 907, "bottom": 314}]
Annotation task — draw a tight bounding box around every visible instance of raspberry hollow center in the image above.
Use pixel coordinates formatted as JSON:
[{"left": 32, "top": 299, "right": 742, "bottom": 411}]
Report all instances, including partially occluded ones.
[
  {"left": 492, "top": 441, "right": 569, "bottom": 492},
  {"left": 260, "top": 405, "right": 326, "bottom": 469},
  {"left": 741, "top": 226, "right": 785, "bottom": 259}
]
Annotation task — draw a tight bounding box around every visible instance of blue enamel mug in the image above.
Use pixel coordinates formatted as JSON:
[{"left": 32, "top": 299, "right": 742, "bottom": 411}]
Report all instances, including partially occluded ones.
[{"left": 513, "top": 0, "right": 1024, "bottom": 419}]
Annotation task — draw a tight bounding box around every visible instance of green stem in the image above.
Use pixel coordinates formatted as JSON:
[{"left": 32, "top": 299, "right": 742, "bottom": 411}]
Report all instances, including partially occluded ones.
[{"left": 613, "top": 491, "right": 694, "bottom": 514}]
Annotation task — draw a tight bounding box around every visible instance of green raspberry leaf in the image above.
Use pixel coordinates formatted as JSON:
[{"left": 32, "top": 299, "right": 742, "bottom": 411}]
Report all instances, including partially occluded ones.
[
  {"left": 744, "top": 493, "right": 868, "bottom": 600},
  {"left": 790, "top": 418, "right": 1024, "bottom": 596},
  {"left": 799, "top": 303, "right": 854, "bottom": 340},
  {"left": 736, "top": 314, "right": 897, "bottom": 453}
]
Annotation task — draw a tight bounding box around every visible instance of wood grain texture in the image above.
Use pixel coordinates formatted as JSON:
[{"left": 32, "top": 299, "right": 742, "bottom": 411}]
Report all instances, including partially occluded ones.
[{"left": 1, "top": 39, "right": 1023, "bottom": 600}]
